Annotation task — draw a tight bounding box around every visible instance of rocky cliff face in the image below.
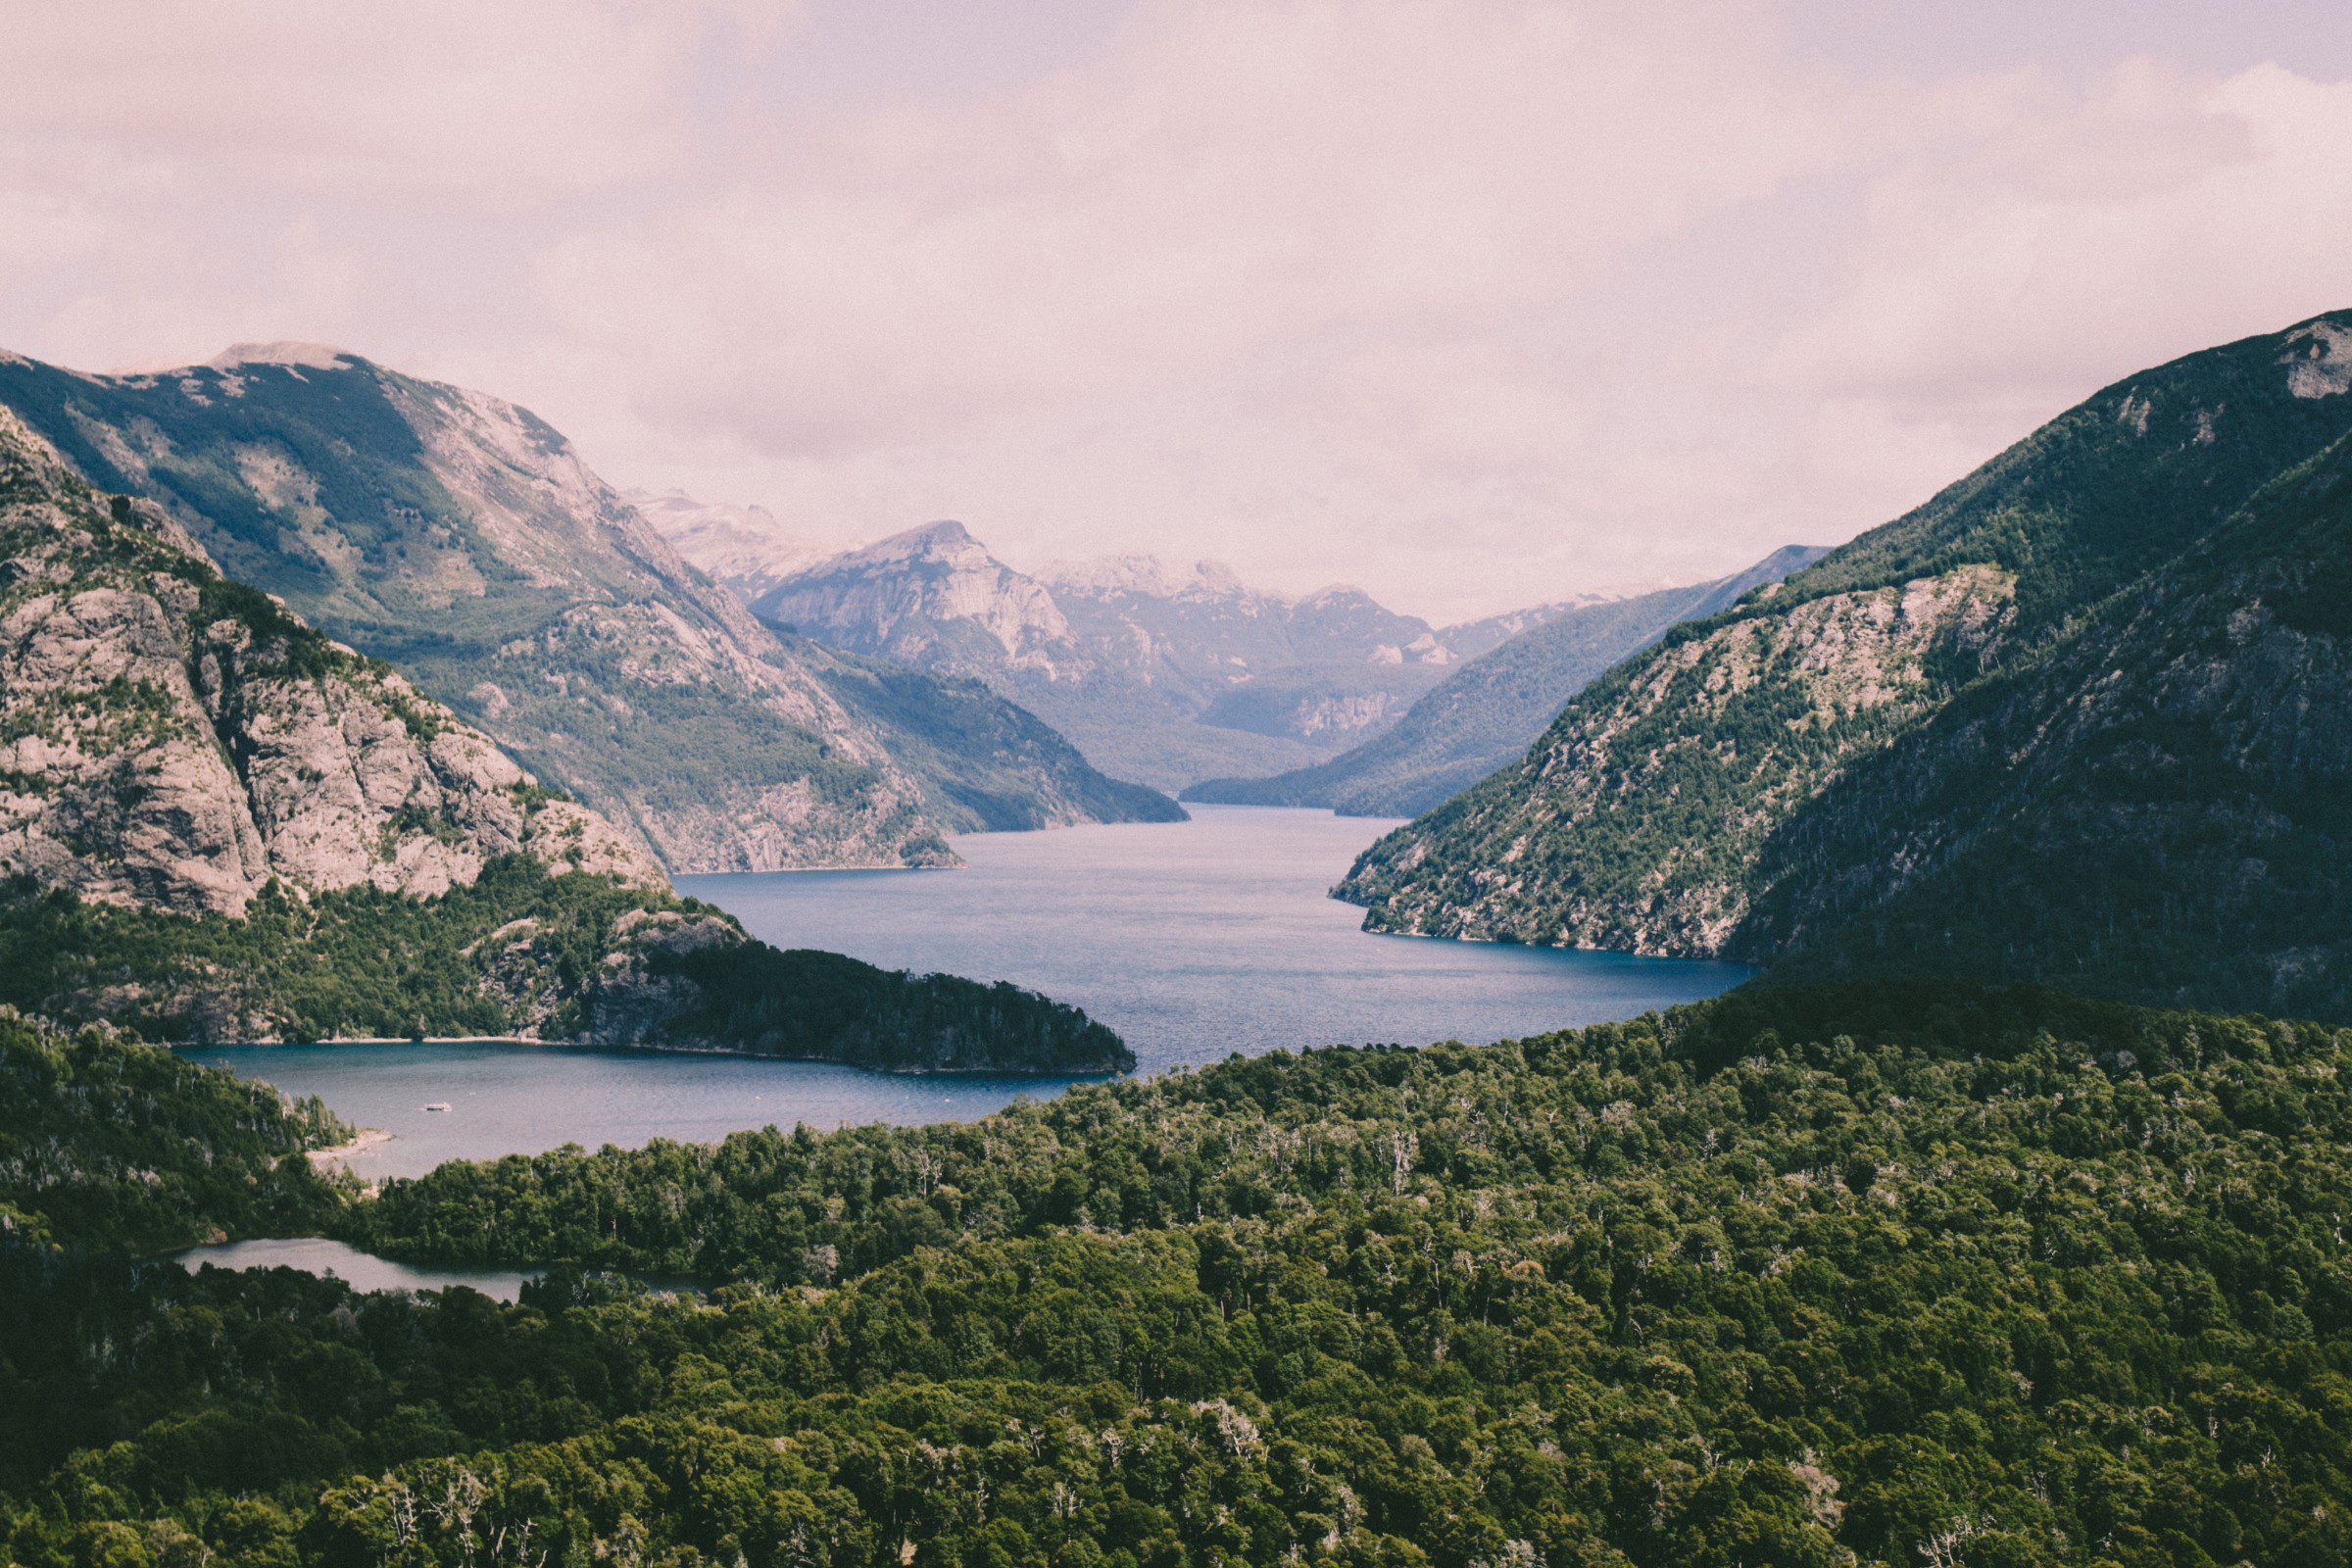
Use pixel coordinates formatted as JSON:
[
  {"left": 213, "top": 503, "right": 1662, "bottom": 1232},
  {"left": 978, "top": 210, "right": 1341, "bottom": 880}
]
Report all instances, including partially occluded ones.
[
  {"left": 0, "top": 415, "right": 1133, "bottom": 1071},
  {"left": 1337, "top": 309, "right": 2352, "bottom": 1019},
  {"left": 0, "top": 345, "right": 950, "bottom": 874},
  {"left": 0, "top": 409, "right": 660, "bottom": 916}
]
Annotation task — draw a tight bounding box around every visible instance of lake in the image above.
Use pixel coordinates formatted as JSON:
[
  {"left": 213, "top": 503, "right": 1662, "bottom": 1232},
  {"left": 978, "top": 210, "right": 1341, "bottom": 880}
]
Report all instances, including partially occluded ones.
[
  {"left": 193, "top": 806, "right": 1749, "bottom": 1180},
  {"left": 170, "top": 1237, "right": 541, "bottom": 1301}
]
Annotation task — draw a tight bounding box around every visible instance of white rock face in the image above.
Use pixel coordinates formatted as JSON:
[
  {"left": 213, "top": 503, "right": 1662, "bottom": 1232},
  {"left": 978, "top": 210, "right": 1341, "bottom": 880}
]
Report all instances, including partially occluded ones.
[
  {"left": 627, "top": 487, "right": 828, "bottom": 601},
  {"left": 759, "top": 520, "right": 1083, "bottom": 678},
  {"left": 0, "top": 410, "right": 665, "bottom": 916},
  {"left": 2284, "top": 321, "right": 2352, "bottom": 399}
]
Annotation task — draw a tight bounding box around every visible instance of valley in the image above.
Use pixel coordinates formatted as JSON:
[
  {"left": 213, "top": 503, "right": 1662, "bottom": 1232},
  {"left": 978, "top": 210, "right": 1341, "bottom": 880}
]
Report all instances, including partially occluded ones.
[{"left": 7, "top": 222, "right": 2352, "bottom": 1568}]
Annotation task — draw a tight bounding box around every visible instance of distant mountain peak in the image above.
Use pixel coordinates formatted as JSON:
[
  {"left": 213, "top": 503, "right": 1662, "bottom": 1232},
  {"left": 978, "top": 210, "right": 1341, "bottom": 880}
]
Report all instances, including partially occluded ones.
[
  {"left": 1037, "top": 553, "right": 1246, "bottom": 600},
  {"left": 202, "top": 341, "right": 362, "bottom": 373},
  {"left": 901, "top": 518, "right": 979, "bottom": 548}
]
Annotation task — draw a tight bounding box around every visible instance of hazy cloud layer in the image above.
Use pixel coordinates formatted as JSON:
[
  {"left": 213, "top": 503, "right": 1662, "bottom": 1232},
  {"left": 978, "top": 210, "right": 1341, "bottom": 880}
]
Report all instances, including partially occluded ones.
[{"left": 6, "top": 1, "right": 2349, "bottom": 616}]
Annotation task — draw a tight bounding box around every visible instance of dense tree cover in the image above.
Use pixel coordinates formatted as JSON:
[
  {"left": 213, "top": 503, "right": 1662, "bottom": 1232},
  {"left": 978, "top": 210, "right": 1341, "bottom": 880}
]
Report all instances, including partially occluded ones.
[
  {"left": 4, "top": 985, "right": 2343, "bottom": 1565},
  {"left": 0, "top": 859, "right": 1133, "bottom": 1072},
  {"left": 0, "top": 1007, "right": 347, "bottom": 1253},
  {"left": 1745, "top": 433, "right": 2352, "bottom": 1023}
]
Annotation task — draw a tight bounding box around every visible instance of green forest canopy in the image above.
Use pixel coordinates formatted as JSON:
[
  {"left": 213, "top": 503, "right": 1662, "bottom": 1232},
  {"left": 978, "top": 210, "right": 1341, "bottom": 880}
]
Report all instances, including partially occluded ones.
[{"left": 5, "top": 983, "right": 2352, "bottom": 1566}]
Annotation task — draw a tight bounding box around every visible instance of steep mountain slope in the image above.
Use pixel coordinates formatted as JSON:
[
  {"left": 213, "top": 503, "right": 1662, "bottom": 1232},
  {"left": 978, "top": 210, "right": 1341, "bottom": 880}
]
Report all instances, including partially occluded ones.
[
  {"left": 1339, "top": 311, "right": 2352, "bottom": 1020},
  {"left": 0, "top": 413, "right": 1131, "bottom": 1071},
  {"left": 751, "top": 523, "right": 1464, "bottom": 790},
  {"left": 1189, "top": 545, "right": 1827, "bottom": 815},
  {"left": 787, "top": 633, "right": 1185, "bottom": 830},
  {"left": 1744, "top": 433, "right": 2352, "bottom": 1019},
  {"left": 1435, "top": 592, "right": 1615, "bottom": 662},
  {"left": 0, "top": 344, "right": 952, "bottom": 873}
]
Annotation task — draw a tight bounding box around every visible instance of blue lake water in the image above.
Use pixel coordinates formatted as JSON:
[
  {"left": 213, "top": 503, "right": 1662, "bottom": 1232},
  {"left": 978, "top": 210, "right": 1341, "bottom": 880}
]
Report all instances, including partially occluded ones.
[
  {"left": 170, "top": 1237, "right": 540, "bottom": 1301},
  {"left": 193, "top": 806, "right": 1749, "bottom": 1181}
]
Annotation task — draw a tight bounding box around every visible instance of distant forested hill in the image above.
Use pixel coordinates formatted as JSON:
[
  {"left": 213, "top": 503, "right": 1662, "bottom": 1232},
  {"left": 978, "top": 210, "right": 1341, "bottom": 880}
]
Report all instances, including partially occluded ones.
[
  {"left": 1342, "top": 310, "right": 2352, "bottom": 1022},
  {"left": 1188, "top": 545, "right": 1826, "bottom": 816}
]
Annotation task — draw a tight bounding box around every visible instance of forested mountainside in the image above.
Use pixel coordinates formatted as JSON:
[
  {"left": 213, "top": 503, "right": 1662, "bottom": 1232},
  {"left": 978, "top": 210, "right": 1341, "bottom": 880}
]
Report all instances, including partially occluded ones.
[
  {"left": 1342, "top": 311, "right": 2352, "bottom": 1021},
  {"left": 1190, "top": 545, "right": 1827, "bottom": 816},
  {"left": 735, "top": 520, "right": 1473, "bottom": 791},
  {"left": 1742, "top": 430, "right": 2352, "bottom": 1020},
  {"left": 0, "top": 416, "right": 1129, "bottom": 1070},
  {"left": 10, "top": 983, "right": 2352, "bottom": 1566},
  {"left": 0, "top": 345, "right": 1166, "bottom": 873},
  {"left": 0, "top": 1007, "right": 350, "bottom": 1251}
]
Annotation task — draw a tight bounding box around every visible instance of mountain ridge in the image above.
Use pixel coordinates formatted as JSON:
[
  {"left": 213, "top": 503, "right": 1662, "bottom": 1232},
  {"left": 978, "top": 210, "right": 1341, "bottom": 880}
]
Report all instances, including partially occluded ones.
[
  {"left": 1338, "top": 308, "right": 2352, "bottom": 1021},
  {"left": 0, "top": 346, "right": 1174, "bottom": 871},
  {"left": 737, "top": 521, "right": 1509, "bottom": 791},
  {"left": 1187, "top": 543, "right": 1828, "bottom": 816},
  {"left": 0, "top": 410, "right": 1132, "bottom": 1071}
]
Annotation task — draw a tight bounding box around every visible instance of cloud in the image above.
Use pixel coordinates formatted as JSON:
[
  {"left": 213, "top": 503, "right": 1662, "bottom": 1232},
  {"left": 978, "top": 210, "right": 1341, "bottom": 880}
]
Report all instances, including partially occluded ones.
[{"left": 3, "top": 1, "right": 2350, "bottom": 617}]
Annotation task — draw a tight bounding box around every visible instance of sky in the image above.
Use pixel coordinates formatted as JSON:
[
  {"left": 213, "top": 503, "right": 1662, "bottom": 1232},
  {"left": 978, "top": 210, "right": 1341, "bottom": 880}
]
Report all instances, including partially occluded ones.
[{"left": 5, "top": 2, "right": 2351, "bottom": 620}]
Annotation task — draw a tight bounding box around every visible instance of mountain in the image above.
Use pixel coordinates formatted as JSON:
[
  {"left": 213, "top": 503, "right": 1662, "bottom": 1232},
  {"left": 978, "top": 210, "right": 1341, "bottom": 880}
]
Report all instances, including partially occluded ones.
[
  {"left": 1339, "top": 311, "right": 2352, "bottom": 1020},
  {"left": 743, "top": 523, "right": 1469, "bottom": 791},
  {"left": 786, "top": 633, "right": 1185, "bottom": 831},
  {"left": 1187, "top": 545, "right": 1828, "bottom": 816},
  {"left": 620, "top": 486, "right": 827, "bottom": 601},
  {"left": 1745, "top": 431, "right": 2352, "bottom": 1019},
  {"left": 0, "top": 346, "right": 1167, "bottom": 874},
  {"left": 0, "top": 411, "right": 1131, "bottom": 1071}
]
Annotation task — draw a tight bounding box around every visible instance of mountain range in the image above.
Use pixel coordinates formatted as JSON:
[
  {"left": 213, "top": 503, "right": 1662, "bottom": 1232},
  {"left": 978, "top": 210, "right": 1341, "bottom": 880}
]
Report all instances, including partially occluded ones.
[
  {"left": 0, "top": 344, "right": 1172, "bottom": 873},
  {"left": 1341, "top": 309, "right": 2352, "bottom": 1022},
  {"left": 693, "top": 516, "right": 1594, "bottom": 792},
  {"left": 0, "top": 408, "right": 1129, "bottom": 1071},
  {"left": 1187, "top": 544, "right": 1829, "bottom": 816}
]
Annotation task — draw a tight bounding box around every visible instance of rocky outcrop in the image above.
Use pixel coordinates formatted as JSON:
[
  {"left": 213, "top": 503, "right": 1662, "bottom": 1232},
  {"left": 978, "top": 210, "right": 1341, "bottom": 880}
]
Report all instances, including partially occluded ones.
[
  {"left": 0, "top": 411, "right": 663, "bottom": 914},
  {"left": 0, "top": 346, "right": 948, "bottom": 874}
]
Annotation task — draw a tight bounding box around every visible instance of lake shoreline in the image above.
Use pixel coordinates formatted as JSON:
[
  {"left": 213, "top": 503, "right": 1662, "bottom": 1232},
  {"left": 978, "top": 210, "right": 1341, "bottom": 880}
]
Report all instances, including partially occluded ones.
[
  {"left": 182, "top": 1035, "right": 1118, "bottom": 1078},
  {"left": 309, "top": 1127, "right": 395, "bottom": 1166}
]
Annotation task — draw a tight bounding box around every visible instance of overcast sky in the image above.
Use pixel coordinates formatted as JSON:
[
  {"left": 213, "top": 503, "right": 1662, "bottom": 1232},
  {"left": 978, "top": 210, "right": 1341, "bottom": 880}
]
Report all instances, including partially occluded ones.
[{"left": 7, "top": 2, "right": 2351, "bottom": 618}]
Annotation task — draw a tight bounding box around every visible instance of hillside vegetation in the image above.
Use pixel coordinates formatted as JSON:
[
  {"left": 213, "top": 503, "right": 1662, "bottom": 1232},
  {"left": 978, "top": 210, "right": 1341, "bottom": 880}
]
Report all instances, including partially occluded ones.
[{"left": 1341, "top": 311, "right": 2352, "bottom": 1022}]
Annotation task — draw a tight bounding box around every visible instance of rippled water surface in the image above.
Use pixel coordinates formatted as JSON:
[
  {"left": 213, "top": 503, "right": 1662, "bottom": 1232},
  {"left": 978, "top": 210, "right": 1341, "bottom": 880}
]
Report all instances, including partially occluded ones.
[{"left": 194, "top": 807, "right": 1749, "bottom": 1181}]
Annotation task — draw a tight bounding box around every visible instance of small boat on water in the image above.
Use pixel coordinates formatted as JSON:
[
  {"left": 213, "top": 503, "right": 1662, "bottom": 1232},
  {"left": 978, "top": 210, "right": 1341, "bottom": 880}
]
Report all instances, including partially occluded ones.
[{"left": 422, "top": 1102, "right": 453, "bottom": 1113}]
